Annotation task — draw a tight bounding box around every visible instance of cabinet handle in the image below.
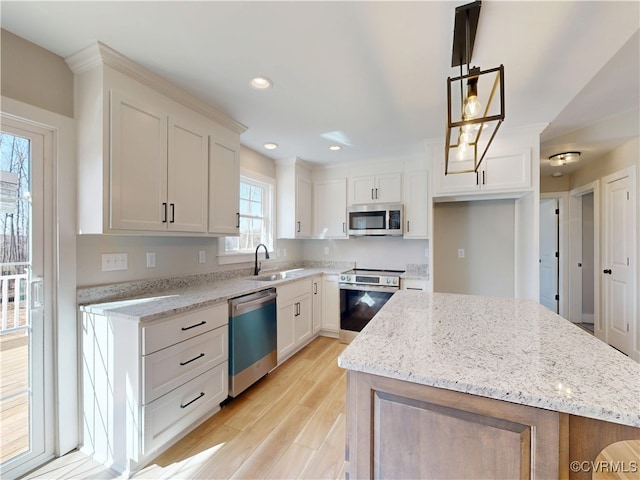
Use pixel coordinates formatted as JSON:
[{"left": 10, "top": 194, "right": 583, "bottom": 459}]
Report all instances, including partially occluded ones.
[
  {"left": 475, "top": 172, "right": 479, "bottom": 186},
  {"left": 343, "top": 222, "right": 346, "bottom": 233},
  {"left": 482, "top": 171, "right": 486, "bottom": 185},
  {"left": 180, "top": 352, "right": 205, "bottom": 366},
  {"left": 407, "top": 220, "right": 410, "bottom": 232},
  {"left": 170, "top": 203, "right": 175, "bottom": 223},
  {"left": 375, "top": 188, "right": 379, "bottom": 199},
  {"left": 297, "top": 221, "right": 301, "bottom": 233},
  {"left": 314, "top": 283, "right": 318, "bottom": 295},
  {"left": 181, "top": 320, "right": 206, "bottom": 331},
  {"left": 371, "top": 188, "right": 375, "bottom": 200},
  {"left": 162, "top": 202, "right": 168, "bottom": 223},
  {"left": 180, "top": 392, "right": 205, "bottom": 409},
  {"left": 236, "top": 212, "right": 240, "bottom": 228}
]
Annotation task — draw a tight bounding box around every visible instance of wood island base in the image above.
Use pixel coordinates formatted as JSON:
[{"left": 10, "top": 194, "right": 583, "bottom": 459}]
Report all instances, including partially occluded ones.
[{"left": 345, "top": 371, "right": 640, "bottom": 479}]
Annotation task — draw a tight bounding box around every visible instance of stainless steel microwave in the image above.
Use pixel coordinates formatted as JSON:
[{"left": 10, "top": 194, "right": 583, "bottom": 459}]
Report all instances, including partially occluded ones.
[{"left": 347, "top": 203, "right": 404, "bottom": 236}]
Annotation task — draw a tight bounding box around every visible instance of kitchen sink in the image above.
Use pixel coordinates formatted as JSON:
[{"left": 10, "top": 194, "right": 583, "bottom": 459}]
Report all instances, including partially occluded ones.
[{"left": 253, "top": 268, "right": 304, "bottom": 281}]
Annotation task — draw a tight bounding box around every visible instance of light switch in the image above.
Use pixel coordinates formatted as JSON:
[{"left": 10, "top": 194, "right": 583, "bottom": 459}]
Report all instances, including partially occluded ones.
[
  {"left": 102, "top": 253, "right": 128, "bottom": 271},
  {"left": 198, "top": 250, "right": 206, "bottom": 264},
  {"left": 458, "top": 249, "right": 465, "bottom": 258}
]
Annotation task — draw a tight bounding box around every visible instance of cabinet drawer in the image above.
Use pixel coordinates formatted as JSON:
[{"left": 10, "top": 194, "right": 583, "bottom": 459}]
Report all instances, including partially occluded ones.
[
  {"left": 142, "top": 325, "right": 228, "bottom": 404},
  {"left": 142, "top": 362, "right": 228, "bottom": 455},
  {"left": 277, "top": 278, "right": 312, "bottom": 304},
  {"left": 142, "top": 302, "right": 228, "bottom": 355}
]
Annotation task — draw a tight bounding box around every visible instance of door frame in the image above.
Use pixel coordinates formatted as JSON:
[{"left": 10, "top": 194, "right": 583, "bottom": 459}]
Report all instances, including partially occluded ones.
[
  {"left": 568, "top": 181, "right": 601, "bottom": 338},
  {"left": 1, "top": 97, "right": 77, "bottom": 471},
  {"left": 540, "top": 192, "right": 569, "bottom": 319}
]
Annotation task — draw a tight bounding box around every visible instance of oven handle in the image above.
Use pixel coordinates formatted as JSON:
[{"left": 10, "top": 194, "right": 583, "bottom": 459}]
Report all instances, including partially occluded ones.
[{"left": 339, "top": 283, "right": 399, "bottom": 293}]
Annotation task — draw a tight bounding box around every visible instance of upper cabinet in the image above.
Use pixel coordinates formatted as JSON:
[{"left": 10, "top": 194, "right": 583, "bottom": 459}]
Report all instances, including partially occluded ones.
[
  {"left": 350, "top": 173, "right": 402, "bottom": 205},
  {"left": 403, "top": 170, "right": 429, "bottom": 239},
  {"left": 313, "top": 178, "right": 347, "bottom": 239},
  {"left": 433, "top": 149, "right": 532, "bottom": 198},
  {"left": 276, "top": 159, "right": 312, "bottom": 239},
  {"left": 67, "top": 42, "right": 246, "bottom": 235}
]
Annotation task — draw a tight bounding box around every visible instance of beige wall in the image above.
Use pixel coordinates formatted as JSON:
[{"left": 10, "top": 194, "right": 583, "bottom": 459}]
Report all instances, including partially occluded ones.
[
  {"left": 1, "top": 29, "right": 73, "bottom": 118},
  {"left": 540, "top": 174, "right": 570, "bottom": 193},
  {"left": 433, "top": 200, "right": 515, "bottom": 297},
  {"left": 570, "top": 137, "right": 639, "bottom": 190}
]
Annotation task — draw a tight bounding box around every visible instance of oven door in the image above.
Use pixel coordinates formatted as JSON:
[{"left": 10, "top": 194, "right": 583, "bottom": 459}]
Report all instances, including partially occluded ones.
[{"left": 339, "top": 284, "right": 396, "bottom": 343}]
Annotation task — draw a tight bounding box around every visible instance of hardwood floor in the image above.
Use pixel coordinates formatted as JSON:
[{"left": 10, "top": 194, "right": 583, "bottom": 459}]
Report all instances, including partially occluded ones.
[{"left": 22, "top": 336, "right": 348, "bottom": 480}]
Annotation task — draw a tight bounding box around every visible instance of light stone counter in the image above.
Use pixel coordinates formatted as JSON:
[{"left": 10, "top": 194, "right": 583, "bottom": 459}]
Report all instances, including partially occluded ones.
[
  {"left": 80, "top": 267, "right": 342, "bottom": 323},
  {"left": 338, "top": 291, "right": 640, "bottom": 427}
]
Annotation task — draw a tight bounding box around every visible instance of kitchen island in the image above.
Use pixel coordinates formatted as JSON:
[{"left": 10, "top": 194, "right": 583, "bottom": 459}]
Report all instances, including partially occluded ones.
[{"left": 338, "top": 291, "right": 640, "bottom": 479}]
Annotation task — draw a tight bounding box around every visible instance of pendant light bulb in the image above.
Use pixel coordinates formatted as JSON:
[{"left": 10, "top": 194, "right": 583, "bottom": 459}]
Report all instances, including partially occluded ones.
[{"left": 464, "top": 76, "right": 482, "bottom": 119}]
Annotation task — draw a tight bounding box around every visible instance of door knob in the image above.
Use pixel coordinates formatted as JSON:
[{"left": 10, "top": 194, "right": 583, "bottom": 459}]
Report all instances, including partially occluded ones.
[{"left": 603, "top": 269, "right": 612, "bottom": 274}]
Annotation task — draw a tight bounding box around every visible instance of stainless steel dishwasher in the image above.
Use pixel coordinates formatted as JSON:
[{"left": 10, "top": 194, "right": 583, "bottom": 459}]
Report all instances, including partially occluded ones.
[{"left": 228, "top": 288, "right": 277, "bottom": 397}]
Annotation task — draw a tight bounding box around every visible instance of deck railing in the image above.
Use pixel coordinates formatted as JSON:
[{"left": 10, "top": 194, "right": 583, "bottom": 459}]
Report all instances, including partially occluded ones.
[{"left": 1, "top": 263, "right": 29, "bottom": 334}]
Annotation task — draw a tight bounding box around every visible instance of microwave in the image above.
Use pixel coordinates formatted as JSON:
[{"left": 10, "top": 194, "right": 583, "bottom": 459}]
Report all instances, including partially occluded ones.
[{"left": 347, "top": 203, "right": 404, "bottom": 236}]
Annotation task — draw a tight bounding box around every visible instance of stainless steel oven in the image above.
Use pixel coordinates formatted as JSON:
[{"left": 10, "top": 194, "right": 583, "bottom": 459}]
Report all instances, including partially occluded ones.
[{"left": 339, "top": 269, "right": 403, "bottom": 343}]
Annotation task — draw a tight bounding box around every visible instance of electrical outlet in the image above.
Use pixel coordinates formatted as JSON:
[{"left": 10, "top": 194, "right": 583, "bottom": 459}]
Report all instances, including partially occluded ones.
[
  {"left": 458, "top": 248, "right": 465, "bottom": 258},
  {"left": 102, "top": 253, "right": 128, "bottom": 271},
  {"left": 146, "top": 252, "right": 156, "bottom": 268},
  {"left": 198, "top": 250, "right": 206, "bottom": 264},
  {"left": 276, "top": 248, "right": 281, "bottom": 257},
  {"left": 324, "top": 247, "right": 330, "bottom": 255},
  {"left": 283, "top": 248, "right": 287, "bottom": 257}
]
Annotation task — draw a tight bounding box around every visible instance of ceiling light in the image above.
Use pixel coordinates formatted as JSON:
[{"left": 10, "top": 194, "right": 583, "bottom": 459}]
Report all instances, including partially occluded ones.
[
  {"left": 251, "top": 77, "right": 272, "bottom": 89},
  {"left": 263, "top": 142, "right": 278, "bottom": 150},
  {"left": 549, "top": 151, "right": 580, "bottom": 167},
  {"left": 552, "top": 172, "right": 563, "bottom": 178},
  {"left": 329, "top": 145, "right": 341, "bottom": 151},
  {"left": 445, "top": 1, "right": 505, "bottom": 175}
]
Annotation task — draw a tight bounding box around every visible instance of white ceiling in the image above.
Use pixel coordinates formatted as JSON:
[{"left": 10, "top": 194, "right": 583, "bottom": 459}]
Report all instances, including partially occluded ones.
[{"left": 2, "top": 1, "right": 639, "bottom": 176}]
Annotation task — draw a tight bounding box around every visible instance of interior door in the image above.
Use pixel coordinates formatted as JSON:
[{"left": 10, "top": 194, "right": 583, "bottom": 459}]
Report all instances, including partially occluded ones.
[
  {"left": 603, "top": 169, "right": 636, "bottom": 355},
  {"left": 0, "top": 117, "right": 53, "bottom": 477},
  {"left": 539, "top": 198, "right": 559, "bottom": 312}
]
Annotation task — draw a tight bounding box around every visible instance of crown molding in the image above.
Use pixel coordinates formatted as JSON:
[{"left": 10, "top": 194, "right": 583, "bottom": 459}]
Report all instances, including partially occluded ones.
[{"left": 65, "top": 42, "right": 247, "bottom": 135}]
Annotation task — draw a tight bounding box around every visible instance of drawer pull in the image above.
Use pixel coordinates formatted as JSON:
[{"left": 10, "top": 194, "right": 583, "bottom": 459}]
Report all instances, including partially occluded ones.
[
  {"left": 181, "top": 321, "right": 206, "bottom": 331},
  {"left": 180, "top": 352, "right": 205, "bottom": 366},
  {"left": 180, "top": 391, "right": 205, "bottom": 409}
]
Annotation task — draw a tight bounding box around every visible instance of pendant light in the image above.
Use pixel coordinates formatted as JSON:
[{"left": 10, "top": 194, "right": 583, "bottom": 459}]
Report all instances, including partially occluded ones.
[{"left": 445, "top": 1, "right": 505, "bottom": 175}]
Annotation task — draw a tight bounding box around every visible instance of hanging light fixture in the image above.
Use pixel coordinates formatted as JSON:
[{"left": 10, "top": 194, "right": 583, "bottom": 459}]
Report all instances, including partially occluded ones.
[
  {"left": 445, "top": 1, "right": 505, "bottom": 175},
  {"left": 549, "top": 151, "right": 580, "bottom": 167}
]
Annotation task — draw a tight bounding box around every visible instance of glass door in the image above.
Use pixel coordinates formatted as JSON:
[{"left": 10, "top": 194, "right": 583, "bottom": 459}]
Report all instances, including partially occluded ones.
[{"left": 0, "top": 117, "right": 53, "bottom": 477}]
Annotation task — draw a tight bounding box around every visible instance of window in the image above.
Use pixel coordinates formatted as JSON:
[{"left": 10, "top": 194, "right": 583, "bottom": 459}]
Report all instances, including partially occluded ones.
[{"left": 222, "top": 174, "right": 274, "bottom": 258}]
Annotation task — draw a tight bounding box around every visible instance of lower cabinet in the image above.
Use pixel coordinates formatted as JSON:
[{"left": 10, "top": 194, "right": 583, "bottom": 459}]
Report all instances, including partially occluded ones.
[
  {"left": 81, "top": 302, "right": 229, "bottom": 475},
  {"left": 312, "top": 277, "right": 322, "bottom": 335},
  {"left": 321, "top": 274, "right": 340, "bottom": 335},
  {"left": 276, "top": 278, "right": 313, "bottom": 363}
]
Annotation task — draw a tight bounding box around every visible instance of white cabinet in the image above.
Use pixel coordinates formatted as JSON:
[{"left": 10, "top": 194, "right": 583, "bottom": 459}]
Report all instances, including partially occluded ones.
[
  {"left": 350, "top": 173, "right": 402, "bottom": 205},
  {"left": 276, "top": 160, "right": 312, "bottom": 238},
  {"left": 403, "top": 170, "right": 429, "bottom": 239},
  {"left": 313, "top": 178, "right": 347, "bottom": 238},
  {"left": 321, "top": 274, "right": 340, "bottom": 335},
  {"left": 434, "top": 150, "right": 532, "bottom": 197},
  {"left": 208, "top": 135, "right": 240, "bottom": 235},
  {"left": 81, "top": 302, "right": 229, "bottom": 475},
  {"left": 68, "top": 42, "right": 245, "bottom": 235},
  {"left": 402, "top": 278, "right": 429, "bottom": 291},
  {"left": 312, "top": 277, "right": 322, "bottom": 335},
  {"left": 276, "top": 278, "right": 313, "bottom": 363}
]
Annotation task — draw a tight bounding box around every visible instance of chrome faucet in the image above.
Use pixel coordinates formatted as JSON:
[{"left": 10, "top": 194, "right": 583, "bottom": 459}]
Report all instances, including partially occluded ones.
[{"left": 254, "top": 243, "right": 270, "bottom": 275}]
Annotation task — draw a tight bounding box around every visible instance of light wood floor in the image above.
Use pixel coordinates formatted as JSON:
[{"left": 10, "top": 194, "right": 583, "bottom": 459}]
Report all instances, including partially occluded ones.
[{"left": 22, "top": 336, "right": 348, "bottom": 480}]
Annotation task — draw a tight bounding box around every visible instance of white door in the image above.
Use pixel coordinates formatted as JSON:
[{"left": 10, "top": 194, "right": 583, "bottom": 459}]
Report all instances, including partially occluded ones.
[
  {"left": 0, "top": 117, "right": 54, "bottom": 477},
  {"left": 540, "top": 199, "right": 559, "bottom": 312},
  {"left": 603, "top": 169, "right": 636, "bottom": 355}
]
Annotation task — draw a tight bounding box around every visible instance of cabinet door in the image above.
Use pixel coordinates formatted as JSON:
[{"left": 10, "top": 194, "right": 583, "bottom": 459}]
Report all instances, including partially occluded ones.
[
  {"left": 294, "top": 295, "right": 313, "bottom": 345},
  {"left": 351, "top": 175, "right": 376, "bottom": 204},
  {"left": 321, "top": 275, "right": 340, "bottom": 333},
  {"left": 312, "top": 278, "right": 322, "bottom": 335},
  {"left": 313, "top": 178, "right": 347, "bottom": 238},
  {"left": 296, "top": 176, "right": 312, "bottom": 238},
  {"left": 375, "top": 173, "right": 402, "bottom": 203},
  {"left": 277, "top": 303, "right": 296, "bottom": 363},
  {"left": 404, "top": 171, "right": 429, "bottom": 239},
  {"left": 167, "top": 116, "right": 209, "bottom": 232},
  {"left": 209, "top": 137, "right": 240, "bottom": 234},
  {"left": 110, "top": 91, "right": 168, "bottom": 231},
  {"left": 481, "top": 151, "right": 531, "bottom": 192},
  {"left": 434, "top": 160, "right": 479, "bottom": 196}
]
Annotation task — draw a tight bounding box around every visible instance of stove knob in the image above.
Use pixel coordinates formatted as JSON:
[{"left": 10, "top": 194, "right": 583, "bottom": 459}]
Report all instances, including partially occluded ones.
[
  {"left": 386, "top": 278, "right": 390, "bottom": 284},
  {"left": 392, "top": 278, "right": 397, "bottom": 285},
  {"left": 340, "top": 275, "right": 345, "bottom": 282}
]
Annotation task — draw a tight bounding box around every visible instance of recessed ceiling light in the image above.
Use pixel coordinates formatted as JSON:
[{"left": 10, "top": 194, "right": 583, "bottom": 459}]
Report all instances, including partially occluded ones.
[
  {"left": 251, "top": 77, "right": 272, "bottom": 89},
  {"left": 329, "top": 145, "right": 341, "bottom": 151},
  {"left": 263, "top": 142, "right": 278, "bottom": 150},
  {"left": 552, "top": 172, "right": 563, "bottom": 178}
]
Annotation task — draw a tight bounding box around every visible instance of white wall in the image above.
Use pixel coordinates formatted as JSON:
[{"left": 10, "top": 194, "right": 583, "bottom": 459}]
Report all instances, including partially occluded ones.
[
  {"left": 302, "top": 237, "right": 428, "bottom": 271},
  {"left": 433, "top": 200, "right": 515, "bottom": 297}
]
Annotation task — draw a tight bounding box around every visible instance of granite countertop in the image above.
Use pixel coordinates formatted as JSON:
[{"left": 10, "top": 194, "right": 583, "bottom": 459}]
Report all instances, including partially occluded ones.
[
  {"left": 80, "top": 267, "right": 340, "bottom": 323},
  {"left": 338, "top": 291, "right": 640, "bottom": 428}
]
